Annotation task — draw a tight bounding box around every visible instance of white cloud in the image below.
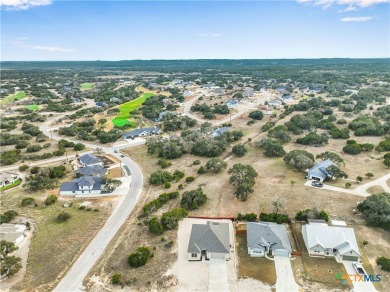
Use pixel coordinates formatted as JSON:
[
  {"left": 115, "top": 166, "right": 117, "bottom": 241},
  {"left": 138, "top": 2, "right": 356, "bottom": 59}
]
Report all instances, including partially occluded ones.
[
  {"left": 297, "top": 0, "right": 389, "bottom": 10},
  {"left": 0, "top": 0, "right": 52, "bottom": 11},
  {"left": 197, "top": 33, "right": 223, "bottom": 37},
  {"left": 12, "top": 40, "right": 77, "bottom": 52},
  {"left": 340, "top": 16, "right": 373, "bottom": 21}
]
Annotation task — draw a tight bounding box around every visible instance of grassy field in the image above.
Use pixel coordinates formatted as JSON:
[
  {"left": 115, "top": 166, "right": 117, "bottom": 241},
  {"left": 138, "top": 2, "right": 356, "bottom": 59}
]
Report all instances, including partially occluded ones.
[
  {"left": 27, "top": 104, "right": 39, "bottom": 111},
  {"left": 80, "top": 83, "right": 93, "bottom": 90},
  {"left": 112, "top": 92, "right": 154, "bottom": 127},
  {"left": 1, "top": 165, "right": 112, "bottom": 290},
  {"left": 1, "top": 91, "right": 26, "bottom": 105}
]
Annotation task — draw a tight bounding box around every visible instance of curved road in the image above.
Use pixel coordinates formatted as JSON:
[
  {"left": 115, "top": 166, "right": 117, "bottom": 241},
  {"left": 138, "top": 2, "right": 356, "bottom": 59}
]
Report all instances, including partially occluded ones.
[{"left": 36, "top": 117, "right": 144, "bottom": 291}]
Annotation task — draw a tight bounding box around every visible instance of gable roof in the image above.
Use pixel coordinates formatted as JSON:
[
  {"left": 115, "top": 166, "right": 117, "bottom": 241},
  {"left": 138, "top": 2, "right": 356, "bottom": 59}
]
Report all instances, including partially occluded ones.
[
  {"left": 308, "top": 159, "right": 336, "bottom": 179},
  {"left": 211, "top": 127, "right": 230, "bottom": 137},
  {"left": 247, "top": 222, "right": 292, "bottom": 252},
  {"left": 79, "top": 154, "right": 102, "bottom": 166},
  {"left": 302, "top": 223, "right": 361, "bottom": 256},
  {"left": 74, "top": 165, "right": 107, "bottom": 176},
  {"left": 122, "top": 127, "right": 162, "bottom": 138},
  {"left": 60, "top": 176, "right": 102, "bottom": 192},
  {"left": 187, "top": 221, "right": 230, "bottom": 254}
]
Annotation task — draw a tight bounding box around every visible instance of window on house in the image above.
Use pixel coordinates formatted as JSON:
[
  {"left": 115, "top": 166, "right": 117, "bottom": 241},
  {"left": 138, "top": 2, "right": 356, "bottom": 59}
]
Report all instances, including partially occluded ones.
[{"left": 191, "top": 253, "right": 197, "bottom": 258}]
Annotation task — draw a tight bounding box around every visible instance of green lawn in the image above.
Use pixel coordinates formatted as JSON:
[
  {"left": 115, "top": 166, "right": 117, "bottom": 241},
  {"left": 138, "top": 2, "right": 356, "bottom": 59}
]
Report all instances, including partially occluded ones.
[
  {"left": 0, "top": 179, "right": 22, "bottom": 191},
  {"left": 27, "top": 104, "right": 39, "bottom": 111},
  {"left": 80, "top": 83, "right": 93, "bottom": 90},
  {"left": 112, "top": 92, "right": 154, "bottom": 127},
  {"left": 1, "top": 91, "right": 26, "bottom": 105}
]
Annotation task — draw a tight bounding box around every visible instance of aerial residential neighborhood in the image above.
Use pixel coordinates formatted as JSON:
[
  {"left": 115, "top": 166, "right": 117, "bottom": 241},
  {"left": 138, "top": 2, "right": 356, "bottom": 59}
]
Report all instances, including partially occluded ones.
[{"left": 1, "top": 1, "right": 389, "bottom": 292}]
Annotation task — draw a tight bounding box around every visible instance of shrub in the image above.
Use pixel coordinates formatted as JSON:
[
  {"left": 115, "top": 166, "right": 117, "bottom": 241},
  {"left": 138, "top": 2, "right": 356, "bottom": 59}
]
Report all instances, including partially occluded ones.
[
  {"left": 236, "top": 213, "right": 257, "bottom": 222},
  {"left": 158, "top": 159, "right": 172, "bottom": 169},
  {"left": 160, "top": 208, "right": 188, "bottom": 230},
  {"left": 192, "top": 160, "right": 201, "bottom": 165},
  {"left": 261, "top": 121, "right": 276, "bottom": 132},
  {"left": 248, "top": 110, "right": 264, "bottom": 120},
  {"left": 0, "top": 210, "right": 19, "bottom": 224},
  {"left": 205, "top": 158, "right": 227, "bottom": 173},
  {"left": 111, "top": 273, "right": 122, "bottom": 285},
  {"left": 142, "top": 191, "right": 179, "bottom": 215},
  {"left": 180, "top": 188, "right": 207, "bottom": 210},
  {"left": 18, "top": 165, "right": 29, "bottom": 171},
  {"left": 259, "top": 212, "right": 290, "bottom": 224},
  {"left": 173, "top": 170, "right": 185, "bottom": 181},
  {"left": 376, "top": 257, "right": 390, "bottom": 272},
  {"left": 149, "top": 170, "right": 173, "bottom": 185},
  {"left": 21, "top": 197, "right": 35, "bottom": 207},
  {"left": 56, "top": 212, "right": 71, "bottom": 223},
  {"left": 197, "top": 166, "right": 206, "bottom": 174},
  {"left": 164, "top": 182, "right": 171, "bottom": 189},
  {"left": 148, "top": 217, "right": 164, "bottom": 235},
  {"left": 262, "top": 139, "right": 286, "bottom": 157},
  {"left": 336, "top": 119, "right": 347, "bottom": 125},
  {"left": 185, "top": 176, "right": 195, "bottom": 183},
  {"left": 357, "top": 193, "right": 390, "bottom": 231},
  {"left": 128, "top": 247, "right": 151, "bottom": 268},
  {"left": 345, "top": 182, "right": 352, "bottom": 188},
  {"left": 232, "top": 144, "right": 247, "bottom": 157},
  {"left": 44, "top": 194, "right": 58, "bottom": 206}
]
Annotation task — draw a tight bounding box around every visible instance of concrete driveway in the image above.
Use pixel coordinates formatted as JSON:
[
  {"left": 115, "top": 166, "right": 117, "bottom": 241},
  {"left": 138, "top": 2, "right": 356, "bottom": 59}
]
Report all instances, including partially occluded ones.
[
  {"left": 274, "top": 256, "right": 299, "bottom": 292},
  {"left": 342, "top": 261, "right": 377, "bottom": 292}
]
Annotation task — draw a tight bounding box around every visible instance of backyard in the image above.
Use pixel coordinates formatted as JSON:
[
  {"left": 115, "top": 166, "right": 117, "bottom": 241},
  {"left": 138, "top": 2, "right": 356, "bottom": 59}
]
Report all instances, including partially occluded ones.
[{"left": 111, "top": 92, "right": 154, "bottom": 127}]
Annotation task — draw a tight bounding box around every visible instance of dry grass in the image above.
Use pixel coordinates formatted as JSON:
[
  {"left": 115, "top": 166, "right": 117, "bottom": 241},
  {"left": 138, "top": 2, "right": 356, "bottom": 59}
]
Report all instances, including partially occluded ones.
[
  {"left": 236, "top": 234, "right": 276, "bottom": 285},
  {"left": 367, "top": 185, "right": 385, "bottom": 194},
  {"left": 291, "top": 223, "right": 351, "bottom": 290},
  {"left": 107, "top": 167, "right": 123, "bottom": 179},
  {"left": 1, "top": 185, "right": 111, "bottom": 291}
]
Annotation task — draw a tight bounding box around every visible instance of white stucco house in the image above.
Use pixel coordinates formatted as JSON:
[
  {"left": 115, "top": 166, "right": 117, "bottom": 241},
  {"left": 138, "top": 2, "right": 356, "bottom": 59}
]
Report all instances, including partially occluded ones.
[
  {"left": 60, "top": 176, "right": 102, "bottom": 196},
  {"left": 302, "top": 221, "right": 361, "bottom": 262},
  {"left": 0, "top": 171, "right": 20, "bottom": 188},
  {"left": 247, "top": 222, "right": 292, "bottom": 257},
  {"left": 187, "top": 221, "right": 231, "bottom": 261}
]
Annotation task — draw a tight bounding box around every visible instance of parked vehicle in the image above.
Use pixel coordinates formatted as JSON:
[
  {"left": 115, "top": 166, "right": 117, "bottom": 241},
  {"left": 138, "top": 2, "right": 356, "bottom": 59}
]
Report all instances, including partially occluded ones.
[
  {"left": 114, "top": 150, "right": 118, "bottom": 153},
  {"left": 311, "top": 181, "right": 323, "bottom": 187},
  {"left": 120, "top": 154, "right": 125, "bottom": 157},
  {"left": 353, "top": 262, "right": 366, "bottom": 275}
]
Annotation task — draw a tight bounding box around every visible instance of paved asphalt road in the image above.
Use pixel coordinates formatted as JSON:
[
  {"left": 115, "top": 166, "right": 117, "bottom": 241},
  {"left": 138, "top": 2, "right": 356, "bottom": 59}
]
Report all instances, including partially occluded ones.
[{"left": 30, "top": 116, "right": 145, "bottom": 291}]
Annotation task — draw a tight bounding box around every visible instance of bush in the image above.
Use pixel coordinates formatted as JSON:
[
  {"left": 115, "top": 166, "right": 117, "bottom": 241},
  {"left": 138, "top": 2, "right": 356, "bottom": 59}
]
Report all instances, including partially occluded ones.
[
  {"left": 26, "top": 145, "right": 42, "bottom": 153},
  {"left": 236, "top": 213, "right": 257, "bottom": 222},
  {"left": 148, "top": 217, "right": 164, "bottom": 235},
  {"left": 197, "top": 166, "right": 206, "bottom": 174},
  {"left": 232, "top": 144, "right": 247, "bottom": 157},
  {"left": 185, "top": 176, "right": 195, "bottom": 183},
  {"left": 56, "top": 212, "right": 71, "bottom": 223},
  {"left": 164, "top": 182, "right": 171, "bottom": 189},
  {"left": 0, "top": 210, "right": 18, "bottom": 224},
  {"left": 261, "top": 121, "right": 276, "bottom": 132},
  {"left": 180, "top": 188, "right": 207, "bottom": 210},
  {"left": 192, "top": 160, "right": 201, "bottom": 165},
  {"left": 376, "top": 257, "right": 390, "bottom": 272},
  {"left": 18, "top": 164, "right": 29, "bottom": 171},
  {"left": 345, "top": 182, "right": 352, "bottom": 188},
  {"left": 262, "top": 139, "right": 286, "bottom": 157},
  {"left": 295, "top": 208, "right": 329, "bottom": 222},
  {"left": 248, "top": 110, "right": 263, "bottom": 120},
  {"left": 173, "top": 170, "right": 185, "bottom": 181},
  {"left": 149, "top": 170, "right": 173, "bottom": 185},
  {"left": 160, "top": 208, "right": 188, "bottom": 230},
  {"left": 44, "top": 194, "right": 58, "bottom": 206},
  {"left": 205, "top": 158, "right": 227, "bottom": 173},
  {"left": 142, "top": 191, "right": 179, "bottom": 215},
  {"left": 111, "top": 273, "right": 122, "bottom": 285},
  {"left": 128, "top": 247, "right": 151, "bottom": 268},
  {"left": 337, "top": 119, "right": 347, "bottom": 125},
  {"left": 357, "top": 193, "right": 390, "bottom": 230},
  {"left": 259, "top": 212, "right": 290, "bottom": 224},
  {"left": 284, "top": 150, "right": 314, "bottom": 171},
  {"left": 21, "top": 197, "right": 35, "bottom": 207},
  {"left": 158, "top": 159, "right": 172, "bottom": 169},
  {"left": 343, "top": 141, "right": 362, "bottom": 155}
]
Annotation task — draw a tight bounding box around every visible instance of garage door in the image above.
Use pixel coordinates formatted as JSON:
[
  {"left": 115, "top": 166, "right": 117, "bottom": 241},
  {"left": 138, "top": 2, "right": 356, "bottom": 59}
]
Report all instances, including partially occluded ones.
[
  {"left": 274, "top": 250, "right": 290, "bottom": 257},
  {"left": 342, "top": 255, "right": 359, "bottom": 261},
  {"left": 211, "top": 253, "right": 225, "bottom": 260}
]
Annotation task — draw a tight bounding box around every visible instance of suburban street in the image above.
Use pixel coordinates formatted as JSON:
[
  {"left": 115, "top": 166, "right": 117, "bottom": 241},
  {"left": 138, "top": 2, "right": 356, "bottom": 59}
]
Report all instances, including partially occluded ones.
[{"left": 26, "top": 116, "right": 146, "bottom": 291}]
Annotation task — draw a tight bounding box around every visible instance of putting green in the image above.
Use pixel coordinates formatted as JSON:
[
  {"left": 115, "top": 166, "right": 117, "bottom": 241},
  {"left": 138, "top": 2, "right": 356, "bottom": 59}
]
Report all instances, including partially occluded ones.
[
  {"left": 112, "top": 92, "right": 154, "bottom": 127},
  {"left": 27, "top": 105, "right": 39, "bottom": 111},
  {"left": 80, "top": 83, "right": 93, "bottom": 90},
  {"left": 1, "top": 91, "right": 26, "bottom": 105}
]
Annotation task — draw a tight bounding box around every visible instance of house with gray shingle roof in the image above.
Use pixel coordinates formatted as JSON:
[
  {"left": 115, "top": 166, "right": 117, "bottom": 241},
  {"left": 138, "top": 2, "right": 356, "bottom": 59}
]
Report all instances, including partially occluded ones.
[
  {"left": 247, "top": 222, "right": 292, "bottom": 257},
  {"left": 60, "top": 176, "right": 102, "bottom": 196},
  {"left": 122, "top": 127, "right": 162, "bottom": 139},
  {"left": 0, "top": 224, "right": 26, "bottom": 246},
  {"left": 187, "top": 221, "right": 231, "bottom": 261},
  {"left": 79, "top": 154, "right": 103, "bottom": 167},
  {"left": 74, "top": 165, "right": 107, "bottom": 177}
]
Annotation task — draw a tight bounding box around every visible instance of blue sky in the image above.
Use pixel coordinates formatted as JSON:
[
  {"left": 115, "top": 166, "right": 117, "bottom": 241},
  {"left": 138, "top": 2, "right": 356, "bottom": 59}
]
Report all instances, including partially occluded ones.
[{"left": 1, "top": 0, "right": 389, "bottom": 60}]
